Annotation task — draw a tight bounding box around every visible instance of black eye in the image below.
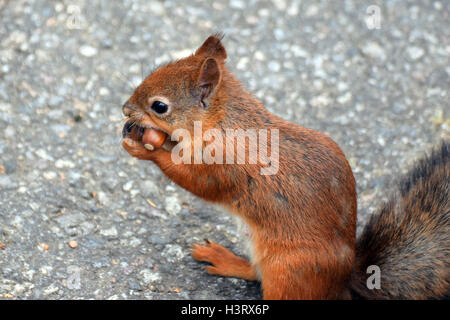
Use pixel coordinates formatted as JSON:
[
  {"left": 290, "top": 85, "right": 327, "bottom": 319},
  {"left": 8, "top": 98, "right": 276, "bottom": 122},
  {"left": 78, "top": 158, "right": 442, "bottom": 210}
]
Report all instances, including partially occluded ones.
[{"left": 151, "top": 101, "right": 168, "bottom": 114}]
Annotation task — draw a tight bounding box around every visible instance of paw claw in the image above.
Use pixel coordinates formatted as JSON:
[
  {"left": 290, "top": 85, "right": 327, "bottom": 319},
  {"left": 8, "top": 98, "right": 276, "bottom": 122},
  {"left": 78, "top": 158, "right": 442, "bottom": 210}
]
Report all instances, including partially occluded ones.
[
  {"left": 205, "top": 266, "right": 219, "bottom": 275},
  {"left": 191, "top": 242, "right": 256, "bottom": 280}
]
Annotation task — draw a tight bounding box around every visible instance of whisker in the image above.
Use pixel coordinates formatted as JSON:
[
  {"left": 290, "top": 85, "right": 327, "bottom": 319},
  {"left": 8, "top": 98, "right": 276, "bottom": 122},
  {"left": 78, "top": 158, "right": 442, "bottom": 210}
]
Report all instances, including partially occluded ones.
[
  {"left": 112, "top": 71, "right": 137, "bottom": 91},
  {"left": 139, "top": 58, "right": 145, "bottom": 82}
]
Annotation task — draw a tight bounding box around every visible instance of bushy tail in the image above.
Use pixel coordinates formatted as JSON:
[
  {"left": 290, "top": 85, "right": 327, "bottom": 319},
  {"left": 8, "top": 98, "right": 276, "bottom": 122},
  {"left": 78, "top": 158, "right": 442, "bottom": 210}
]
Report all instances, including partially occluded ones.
[{"left": 350, "top": 141, "right": 450, "bottom": 299}]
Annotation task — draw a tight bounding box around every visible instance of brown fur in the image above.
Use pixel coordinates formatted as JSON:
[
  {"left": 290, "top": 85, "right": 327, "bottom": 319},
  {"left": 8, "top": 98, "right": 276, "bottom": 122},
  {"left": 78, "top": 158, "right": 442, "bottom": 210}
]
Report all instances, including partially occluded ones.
[{"left": 121, "top": 35, "right": 448, "bottom": 300}]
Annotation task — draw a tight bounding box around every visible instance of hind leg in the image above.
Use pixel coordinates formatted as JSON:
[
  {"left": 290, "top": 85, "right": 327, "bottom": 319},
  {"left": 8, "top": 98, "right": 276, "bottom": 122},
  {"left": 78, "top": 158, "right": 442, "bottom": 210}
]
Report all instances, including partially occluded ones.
[
  {"left": 192, "top": 240, "right": 257, "bottom": 281},
  {"left": 259, "top": 255, "right": 349, "bottom": 300}
]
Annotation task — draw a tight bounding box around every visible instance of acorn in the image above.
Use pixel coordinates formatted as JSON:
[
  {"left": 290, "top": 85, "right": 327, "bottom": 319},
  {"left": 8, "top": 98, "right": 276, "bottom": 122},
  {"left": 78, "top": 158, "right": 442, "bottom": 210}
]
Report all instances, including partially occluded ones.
[{"left": 142, "top": 128, "right": 167, "bottom": 150}]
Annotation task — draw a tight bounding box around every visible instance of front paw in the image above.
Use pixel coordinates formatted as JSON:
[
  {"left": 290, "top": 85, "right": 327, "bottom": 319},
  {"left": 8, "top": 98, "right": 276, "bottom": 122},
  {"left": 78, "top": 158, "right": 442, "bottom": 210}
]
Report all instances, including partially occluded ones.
[{"left": 122, "top": 138, "right": 155, "bottom": 160}]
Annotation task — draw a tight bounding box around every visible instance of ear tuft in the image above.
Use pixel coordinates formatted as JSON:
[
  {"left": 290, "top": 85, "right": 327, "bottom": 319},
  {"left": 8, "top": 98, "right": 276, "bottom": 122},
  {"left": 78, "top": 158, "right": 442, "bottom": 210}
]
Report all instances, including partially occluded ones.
[{"left": 195, "top": 34, "right": 227, "bottom": 61}]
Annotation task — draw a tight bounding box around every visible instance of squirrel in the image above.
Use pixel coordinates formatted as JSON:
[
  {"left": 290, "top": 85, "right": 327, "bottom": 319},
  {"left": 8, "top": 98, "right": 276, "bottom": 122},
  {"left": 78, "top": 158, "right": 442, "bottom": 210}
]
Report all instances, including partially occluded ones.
[{"left": 121, "top": 34, "right": 450, "bottom": 299}]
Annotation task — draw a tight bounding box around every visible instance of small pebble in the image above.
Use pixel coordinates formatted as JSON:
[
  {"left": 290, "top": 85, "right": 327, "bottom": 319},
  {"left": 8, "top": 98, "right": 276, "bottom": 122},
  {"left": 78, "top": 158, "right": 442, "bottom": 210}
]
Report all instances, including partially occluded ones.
[
  {"left": 406, "top": 46, "right": 425, "bottom": 61},
  {"left": 361, "top": 42, "right": 387, "bottom": 61},
  {"left": 68, "top": 240, "right": 78, "bottom": 248},
  {"left": 79, "top": 45, "right": 98, "bottom": 57}
]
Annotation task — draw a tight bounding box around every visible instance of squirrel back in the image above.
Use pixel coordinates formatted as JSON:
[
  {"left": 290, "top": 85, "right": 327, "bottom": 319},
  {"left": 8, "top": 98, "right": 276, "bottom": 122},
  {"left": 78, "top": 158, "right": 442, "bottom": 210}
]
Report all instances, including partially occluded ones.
[{"left": 350, "top": 141, "right": 450, "bottom": 299}]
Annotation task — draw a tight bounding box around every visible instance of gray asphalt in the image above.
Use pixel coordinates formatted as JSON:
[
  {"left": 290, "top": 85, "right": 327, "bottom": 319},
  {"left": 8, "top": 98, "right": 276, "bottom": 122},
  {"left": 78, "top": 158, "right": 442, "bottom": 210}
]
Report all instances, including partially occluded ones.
[{"left": 0, "top": 0, "right": 448, "bottom": 299}]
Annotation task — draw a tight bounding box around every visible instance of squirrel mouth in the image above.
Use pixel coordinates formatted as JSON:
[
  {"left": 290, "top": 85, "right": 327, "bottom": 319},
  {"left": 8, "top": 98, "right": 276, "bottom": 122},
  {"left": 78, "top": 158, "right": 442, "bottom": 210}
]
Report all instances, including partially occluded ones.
[
  {"left": 122, "top": 120, "right": 144, "bottom": 139},
  {"left": 122, "top": 119, "right": 173, "bottom": 151}
]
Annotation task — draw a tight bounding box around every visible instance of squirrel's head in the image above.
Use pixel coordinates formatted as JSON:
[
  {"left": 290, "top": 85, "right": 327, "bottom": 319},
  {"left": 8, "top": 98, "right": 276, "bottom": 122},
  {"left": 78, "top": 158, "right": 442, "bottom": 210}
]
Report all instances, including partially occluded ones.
[{"left": 122, "top": 34, "right": 227, "bottom": 139}]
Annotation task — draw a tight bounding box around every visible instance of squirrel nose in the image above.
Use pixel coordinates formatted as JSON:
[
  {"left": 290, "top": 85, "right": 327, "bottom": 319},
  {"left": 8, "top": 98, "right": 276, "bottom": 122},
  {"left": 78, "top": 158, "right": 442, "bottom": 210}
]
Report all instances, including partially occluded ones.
[{"left": 122, "top": 101, "right": 137, "bottom": 116}]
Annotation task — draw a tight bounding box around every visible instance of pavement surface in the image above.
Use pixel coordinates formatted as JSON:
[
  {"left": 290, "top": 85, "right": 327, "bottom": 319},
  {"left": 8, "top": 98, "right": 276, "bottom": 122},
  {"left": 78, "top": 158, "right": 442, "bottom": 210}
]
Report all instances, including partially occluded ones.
[{"left": 0, "top": 0, "right": 448, "bottom": 299}]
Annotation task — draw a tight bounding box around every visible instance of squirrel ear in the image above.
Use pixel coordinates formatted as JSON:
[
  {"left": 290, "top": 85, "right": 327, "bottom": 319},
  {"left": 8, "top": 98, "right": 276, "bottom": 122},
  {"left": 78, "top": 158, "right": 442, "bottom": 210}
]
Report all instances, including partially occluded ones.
[
  {"left": 195, "top": 33, "right": 227, "bottom": 61},
  {"left": 197, "top": 57, "right": 221, "bottom": 107}
]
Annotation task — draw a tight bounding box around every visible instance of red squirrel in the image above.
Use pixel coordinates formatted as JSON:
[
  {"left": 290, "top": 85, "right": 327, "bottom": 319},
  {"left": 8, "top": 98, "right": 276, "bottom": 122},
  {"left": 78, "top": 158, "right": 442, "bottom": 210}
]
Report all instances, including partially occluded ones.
[{"left": 121, "top": 34, "right": 449, "bottom": 299}]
